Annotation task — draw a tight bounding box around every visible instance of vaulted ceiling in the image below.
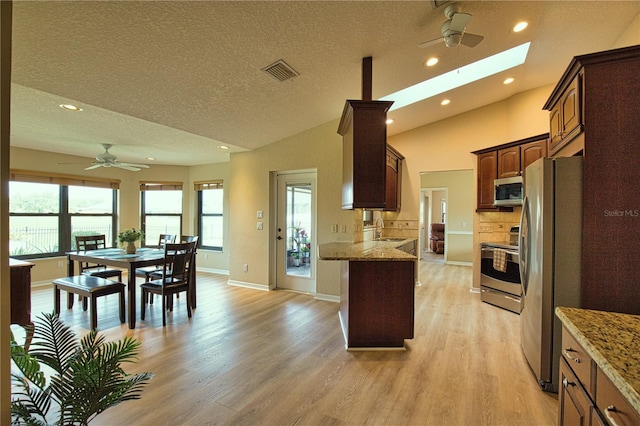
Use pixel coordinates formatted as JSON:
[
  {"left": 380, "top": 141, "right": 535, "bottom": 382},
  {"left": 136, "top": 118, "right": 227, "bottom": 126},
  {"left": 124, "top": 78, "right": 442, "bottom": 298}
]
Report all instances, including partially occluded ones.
[{"left": 10, "top": 1, "right": 640, "bottom": 167}]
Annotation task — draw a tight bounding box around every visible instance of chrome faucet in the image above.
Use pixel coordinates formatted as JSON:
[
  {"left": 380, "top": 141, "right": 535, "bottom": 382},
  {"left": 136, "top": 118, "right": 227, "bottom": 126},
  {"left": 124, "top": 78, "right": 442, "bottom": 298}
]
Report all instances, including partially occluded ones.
[{"left": 374, "top": 216, "right": 384, "bottom": 240}]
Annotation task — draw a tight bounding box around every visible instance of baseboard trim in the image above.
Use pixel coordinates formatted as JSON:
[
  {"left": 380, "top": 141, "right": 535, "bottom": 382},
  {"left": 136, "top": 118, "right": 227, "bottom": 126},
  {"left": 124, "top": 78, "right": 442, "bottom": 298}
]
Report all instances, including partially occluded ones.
[
  {"left": 445, "top": 261, "right": 473, "bottom": 267},
  {"left": 314, "top": 293, "right": 339, "bottom": 303},
  {"left": 196, "top": 267, "right": 229, "bottom": 275},
  {"left": 227, "top": 280, "right": 269, "bottom": 292}
]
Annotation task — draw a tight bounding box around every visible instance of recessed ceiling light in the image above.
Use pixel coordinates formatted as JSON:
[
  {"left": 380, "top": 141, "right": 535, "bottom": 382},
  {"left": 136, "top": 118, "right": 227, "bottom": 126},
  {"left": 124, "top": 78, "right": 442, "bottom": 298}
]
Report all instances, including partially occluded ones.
[
  {"left": 218, "top": 145, "right": 230, "bottom": 150},
  {"left": 146, "top": 157, "right": 156, "bottom": 161},
  {"left": 440, "top": 99, "right": 450, "bottom": 106},
  {"left": 386, "top": 118, "right": 394, "bottom": 125},
  {"left": 381, "top": 42, "right": 531, "bottom": 111},
  {"left": 503, "top": 77, "right": 515, "bottom": 85},
  {"left": 59, "top": 104, "right": 82, "bottom": 111},
  {"left": 425, "top": 57, "right": 439, "bottom": 67},
  {"left": 513, "top": 21, "right": 528, "bottom": 33}
]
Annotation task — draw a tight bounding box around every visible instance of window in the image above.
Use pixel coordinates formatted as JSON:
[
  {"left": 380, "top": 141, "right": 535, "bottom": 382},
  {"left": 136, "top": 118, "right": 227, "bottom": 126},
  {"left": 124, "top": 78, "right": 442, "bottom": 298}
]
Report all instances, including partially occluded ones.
[
  {"left": 195, "top": 180, "right": 223, "bottom": 250},
  {"left": 140, "top": 182, "right": 183, "bottom": 246},
  {"left": 9, "top": 170, "right": 119, "bottom": 258}
]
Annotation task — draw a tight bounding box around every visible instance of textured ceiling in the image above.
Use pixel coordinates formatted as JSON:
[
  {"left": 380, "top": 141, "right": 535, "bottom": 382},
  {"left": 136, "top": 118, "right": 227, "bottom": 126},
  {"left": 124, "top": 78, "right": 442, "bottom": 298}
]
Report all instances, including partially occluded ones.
[{"left": 9, "top": 1, "right": 640, "bottom": 168}]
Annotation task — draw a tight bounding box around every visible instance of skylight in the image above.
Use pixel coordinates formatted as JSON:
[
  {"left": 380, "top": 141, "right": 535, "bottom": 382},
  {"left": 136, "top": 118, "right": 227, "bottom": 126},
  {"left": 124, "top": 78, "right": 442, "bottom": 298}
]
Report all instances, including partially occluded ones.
[{"left": 381, "top": 42, "right": 531, "bottom": 111}]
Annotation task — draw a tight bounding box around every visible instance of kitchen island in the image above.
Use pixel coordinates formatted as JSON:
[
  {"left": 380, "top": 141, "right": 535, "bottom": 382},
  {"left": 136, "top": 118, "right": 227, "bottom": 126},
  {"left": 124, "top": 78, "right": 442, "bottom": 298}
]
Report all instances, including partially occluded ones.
[
  {"left": 555, "top": 307, "right": 640, "bottom": 424},
  {"left": 319, "top": 239, "right": 417, "bottom": 350}
]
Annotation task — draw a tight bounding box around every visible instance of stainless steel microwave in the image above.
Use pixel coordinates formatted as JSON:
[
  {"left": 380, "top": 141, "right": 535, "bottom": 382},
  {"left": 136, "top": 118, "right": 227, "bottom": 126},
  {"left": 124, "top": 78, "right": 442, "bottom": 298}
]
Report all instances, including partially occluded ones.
[{"left": 494, "top": 176, "right": 523, "bottom": 206}]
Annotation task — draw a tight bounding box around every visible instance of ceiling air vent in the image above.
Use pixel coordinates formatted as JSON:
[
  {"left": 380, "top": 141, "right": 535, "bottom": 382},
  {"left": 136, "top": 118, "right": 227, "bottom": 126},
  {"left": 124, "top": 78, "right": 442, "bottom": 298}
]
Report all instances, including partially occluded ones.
[{"left": 261, "top": 60, "right": 299, "bottom": 82}]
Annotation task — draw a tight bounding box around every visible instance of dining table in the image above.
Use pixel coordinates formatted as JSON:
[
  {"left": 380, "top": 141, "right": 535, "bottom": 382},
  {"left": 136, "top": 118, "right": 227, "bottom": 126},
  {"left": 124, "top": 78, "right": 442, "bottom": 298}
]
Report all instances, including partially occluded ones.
[{"left": 66, "top": 247, "right": 165, "bottom": 329}]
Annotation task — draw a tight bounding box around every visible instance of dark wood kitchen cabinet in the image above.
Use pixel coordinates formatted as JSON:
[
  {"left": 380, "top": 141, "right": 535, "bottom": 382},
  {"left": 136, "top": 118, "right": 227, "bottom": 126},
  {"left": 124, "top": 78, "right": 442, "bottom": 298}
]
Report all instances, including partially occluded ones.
[
  {"left": 476, "top": 151, "right": 498, "bottom": 210},
  {"left": 557, "top": 315, "right": 640, "bottom": 426},
  {"left": 473, "top": 133, "right": 547, "bottom": 211},
  {"left": 384, "top": 145, "right": 404, "bottom": 211},
  {"left": 340, "top": 260, "right": 414, "bottom": 349},
  {"left": 547, "top": 74, "right": 582, "bottom": 157},
  {"left": 545, "top": 45, "right": 640, "bottom": 315},
  {"left": 337, "top": 99, "right": 394, "bottom": 210}
]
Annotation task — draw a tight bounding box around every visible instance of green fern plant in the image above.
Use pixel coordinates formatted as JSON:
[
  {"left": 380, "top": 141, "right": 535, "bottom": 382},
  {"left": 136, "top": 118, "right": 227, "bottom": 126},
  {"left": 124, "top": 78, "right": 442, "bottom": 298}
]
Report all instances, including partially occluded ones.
[{"left": 10, "top": 312, "right": 153, "bottom": 425}]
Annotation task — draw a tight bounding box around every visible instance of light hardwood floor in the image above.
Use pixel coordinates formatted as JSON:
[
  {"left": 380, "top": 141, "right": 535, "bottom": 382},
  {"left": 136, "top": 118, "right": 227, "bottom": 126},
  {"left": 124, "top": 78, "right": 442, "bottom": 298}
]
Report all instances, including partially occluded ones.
[{"left": 26, "top": 259, "right": 557, "bottom": 425}]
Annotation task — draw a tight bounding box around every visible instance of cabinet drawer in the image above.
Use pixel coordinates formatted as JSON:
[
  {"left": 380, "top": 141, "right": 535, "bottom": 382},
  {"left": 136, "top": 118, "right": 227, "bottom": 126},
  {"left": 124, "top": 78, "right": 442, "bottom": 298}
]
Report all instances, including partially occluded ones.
[
  {"left": 562, "top": 327, "right": 594, "bottom": 394},
  {"left": 596, "top": 368, "right": 640, "bottom": 426}
]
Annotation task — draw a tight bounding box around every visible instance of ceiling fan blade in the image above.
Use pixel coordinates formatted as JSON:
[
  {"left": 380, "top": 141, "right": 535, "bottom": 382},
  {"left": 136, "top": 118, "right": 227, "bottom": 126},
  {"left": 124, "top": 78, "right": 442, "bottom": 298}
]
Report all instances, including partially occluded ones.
[
  {"left": 460, "top": 33, "right": 484, "bottom": 47},
  {"left": 114, "top": 164, "right": 142, "bottom": 172},
  {"left": 449, "top": 12, "right": 472, "bottom": 32},
  {"left": 418, "top": 37, "right": 444, "bottom": 49},
  {"left": 117, "top": 162, "right": 150, "bottom": 169},
  {"left": 85, "top": 164, "right": 103, "bottom": 170}
]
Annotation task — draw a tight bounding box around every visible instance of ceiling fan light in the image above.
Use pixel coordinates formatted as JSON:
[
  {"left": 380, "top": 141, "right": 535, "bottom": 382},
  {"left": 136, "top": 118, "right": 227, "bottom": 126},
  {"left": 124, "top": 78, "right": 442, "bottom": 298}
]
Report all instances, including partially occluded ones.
[{"left": 444, "top": 33, "right": 461, "bottom": 48}]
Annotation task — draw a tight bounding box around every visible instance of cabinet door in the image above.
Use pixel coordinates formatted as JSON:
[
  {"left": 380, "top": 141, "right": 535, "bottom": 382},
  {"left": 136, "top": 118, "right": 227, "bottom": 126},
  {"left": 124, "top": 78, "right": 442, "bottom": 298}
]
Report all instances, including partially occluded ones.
[
  {"left": 384, "top": 149, "right": 400, "bottom": 211},
  {"left": 521, "top": 139, "right": 548, "bottom": 172},
  {"left": 497, "top": 146, "right": 520, "bottom": 178},
  {"left": 549, "top": 104, "right": 563, "bottom": 150},
  {"left": 559, "top": 357, "right": 594, "bottom": 426},
  {"left": 477, "top": 151, "right": 497, "bottom": 210},
  {"left": 561, "top": 77, "right": 580, "bottom": 138}
]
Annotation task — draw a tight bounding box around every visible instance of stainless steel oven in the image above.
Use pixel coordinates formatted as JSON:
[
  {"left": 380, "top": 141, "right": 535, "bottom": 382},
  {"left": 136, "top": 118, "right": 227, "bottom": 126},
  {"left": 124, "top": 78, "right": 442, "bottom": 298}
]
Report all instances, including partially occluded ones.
[{"left": 480, "top": 242, "right": 522, "bottom": 313}]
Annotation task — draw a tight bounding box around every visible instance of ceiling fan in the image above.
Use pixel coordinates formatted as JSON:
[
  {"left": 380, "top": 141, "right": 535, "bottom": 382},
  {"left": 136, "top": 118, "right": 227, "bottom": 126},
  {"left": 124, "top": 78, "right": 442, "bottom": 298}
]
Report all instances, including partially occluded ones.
[
  {"left": 419, "top": 2, "right": 484, "bottom": 49},
  {"left": 84, "top": 144, "right": 150, "bottom": 171}
]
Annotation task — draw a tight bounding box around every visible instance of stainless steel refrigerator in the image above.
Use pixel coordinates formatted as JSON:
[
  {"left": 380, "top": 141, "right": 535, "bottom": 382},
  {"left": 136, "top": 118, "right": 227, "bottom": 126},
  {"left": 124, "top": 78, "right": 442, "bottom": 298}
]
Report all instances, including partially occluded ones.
[{"left": 519, "top": 156, "right": 582, "bottom": 393}]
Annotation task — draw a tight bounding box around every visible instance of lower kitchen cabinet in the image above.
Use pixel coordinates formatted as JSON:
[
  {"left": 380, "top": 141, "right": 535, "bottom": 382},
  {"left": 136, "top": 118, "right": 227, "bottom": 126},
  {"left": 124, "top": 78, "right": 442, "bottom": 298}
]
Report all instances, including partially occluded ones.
[
  {"left": 557, "top": 308, "right": 640, "bottom": 426},
  {"left": 340, "top": 260, "right": 414, "bottom": 349}
]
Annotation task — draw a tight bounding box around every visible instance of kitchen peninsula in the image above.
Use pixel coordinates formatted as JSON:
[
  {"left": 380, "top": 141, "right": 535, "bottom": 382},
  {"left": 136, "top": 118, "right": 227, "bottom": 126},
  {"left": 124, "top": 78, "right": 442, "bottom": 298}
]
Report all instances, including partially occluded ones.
[{"left": 319, "top": 239, "right": 417, "bottom": 350}]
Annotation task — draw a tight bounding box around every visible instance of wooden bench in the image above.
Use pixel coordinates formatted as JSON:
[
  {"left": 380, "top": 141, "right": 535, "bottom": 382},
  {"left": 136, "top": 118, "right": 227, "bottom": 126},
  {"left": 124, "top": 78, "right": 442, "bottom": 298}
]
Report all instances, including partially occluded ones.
[{"left": 53, "top": 275, "right": 125, "bottom": 330}]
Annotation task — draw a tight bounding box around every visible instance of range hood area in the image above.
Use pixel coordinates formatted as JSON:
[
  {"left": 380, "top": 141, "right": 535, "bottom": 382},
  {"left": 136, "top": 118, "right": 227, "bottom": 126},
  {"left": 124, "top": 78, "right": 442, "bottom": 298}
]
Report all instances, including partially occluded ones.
[{"left": 337, "top": 57, "right": 394, "bottom": 210}]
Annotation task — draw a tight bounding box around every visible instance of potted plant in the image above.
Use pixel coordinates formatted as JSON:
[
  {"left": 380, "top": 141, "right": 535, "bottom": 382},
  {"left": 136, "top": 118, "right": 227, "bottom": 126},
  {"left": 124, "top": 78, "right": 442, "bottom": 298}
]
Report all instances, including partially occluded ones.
[
  {"left": 291, "top": 251, "right": 300, "bottom": 267},
  {"left": 118, "top": 228, "right": 144, "bottom": 254},
  {"left": 300, "top": 245, "right": 310, "bottom": 264},
  {"left": 11, "top": 312, "right": 153, "bottom": 425}
]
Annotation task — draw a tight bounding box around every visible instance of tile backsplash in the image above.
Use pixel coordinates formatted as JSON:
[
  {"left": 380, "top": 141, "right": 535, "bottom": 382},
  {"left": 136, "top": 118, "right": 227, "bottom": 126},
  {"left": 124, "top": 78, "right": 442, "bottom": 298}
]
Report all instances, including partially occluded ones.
[{"left": 477, "top": 209, "right": 521, "bottom": 244}]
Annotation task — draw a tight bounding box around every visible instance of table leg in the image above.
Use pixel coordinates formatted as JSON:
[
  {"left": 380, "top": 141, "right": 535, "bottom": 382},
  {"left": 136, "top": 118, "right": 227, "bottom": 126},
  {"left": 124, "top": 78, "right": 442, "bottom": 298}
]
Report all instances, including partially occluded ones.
[
  {"left": 67, "top": 255, "right": 75, "bottom": 276},
  {"left": 128, "top": 265, "right": 136, "bottom": 329}
]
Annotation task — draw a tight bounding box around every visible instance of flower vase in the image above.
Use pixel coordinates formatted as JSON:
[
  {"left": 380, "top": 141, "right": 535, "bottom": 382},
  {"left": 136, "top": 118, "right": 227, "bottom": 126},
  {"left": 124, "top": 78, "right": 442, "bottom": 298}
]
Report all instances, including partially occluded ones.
[{"left": 125, "top": 242, "right": 137, "bottom": 254}]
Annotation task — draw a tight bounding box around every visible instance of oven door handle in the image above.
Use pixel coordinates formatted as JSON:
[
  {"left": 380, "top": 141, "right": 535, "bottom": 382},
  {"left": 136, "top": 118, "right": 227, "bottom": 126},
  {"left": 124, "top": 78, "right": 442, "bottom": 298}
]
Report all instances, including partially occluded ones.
[{"left": 481, "top": 247, "right": 519, "bottom": 256}]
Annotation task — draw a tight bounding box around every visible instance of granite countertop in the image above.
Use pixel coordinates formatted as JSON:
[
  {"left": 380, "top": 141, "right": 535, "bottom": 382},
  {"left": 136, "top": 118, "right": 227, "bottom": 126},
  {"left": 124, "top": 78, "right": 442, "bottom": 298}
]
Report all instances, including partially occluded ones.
[
  {"left": 319, "top": 239, "right": 417, "bottom": 261},
  {"left": 556, "top": 306, "right": 640, "bottom": 413}
]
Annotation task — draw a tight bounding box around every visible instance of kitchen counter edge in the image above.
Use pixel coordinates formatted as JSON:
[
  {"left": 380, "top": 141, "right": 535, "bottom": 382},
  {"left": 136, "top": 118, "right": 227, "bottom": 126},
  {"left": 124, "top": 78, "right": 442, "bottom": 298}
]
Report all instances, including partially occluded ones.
[
  {"left": 555, "top": 306, "right": 640, "bottom": 413},
  {"left": 319, "top": 239, "right": 417, "bottom": 261}
]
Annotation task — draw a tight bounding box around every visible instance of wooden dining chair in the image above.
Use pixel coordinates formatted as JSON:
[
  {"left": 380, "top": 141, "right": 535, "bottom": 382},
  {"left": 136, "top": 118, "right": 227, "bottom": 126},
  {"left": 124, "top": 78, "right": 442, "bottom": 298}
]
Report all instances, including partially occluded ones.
[
  {"left": 75, "top": 235, "right": 123, "bottom": 281},
  {"left": 140, "top": 241, "right": 196, "bottom": 326},
  {"left": 135, "top": 234, "right": 176, "bottom": 281},
  {"left": 147, "top": 236, "right": 199, "bottom": 307}
]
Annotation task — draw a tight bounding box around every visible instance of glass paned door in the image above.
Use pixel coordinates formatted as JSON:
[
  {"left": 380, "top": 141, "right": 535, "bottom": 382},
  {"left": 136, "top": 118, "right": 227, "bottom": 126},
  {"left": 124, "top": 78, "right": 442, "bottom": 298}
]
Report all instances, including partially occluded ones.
[{"left": 276, "top": 172, "right": 316, "bottom": 293}]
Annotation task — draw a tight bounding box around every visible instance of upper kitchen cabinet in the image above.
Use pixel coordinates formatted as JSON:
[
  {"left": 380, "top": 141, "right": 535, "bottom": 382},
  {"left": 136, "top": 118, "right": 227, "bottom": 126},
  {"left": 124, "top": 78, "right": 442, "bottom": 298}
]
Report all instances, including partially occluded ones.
[
  {"left": 473, "top": 133, "right": 548, "bottom": 211},
  {"left": 337, "top": 99, "right": 394, "bottom": 210},
  {"left": 546, "top": 74, "right": 582, "bottom": 157},
  {"left": 385, "top": 145, "right": 404, "bottom": 211},
  {"left": 546, "top": 44, "right": 640, "bottom": 315},
  {"left": 475, "top": 151, "right": 498, "bottom": 210},
  {"left": 497, "top": 137, "right": 548, "bottom": 178}
]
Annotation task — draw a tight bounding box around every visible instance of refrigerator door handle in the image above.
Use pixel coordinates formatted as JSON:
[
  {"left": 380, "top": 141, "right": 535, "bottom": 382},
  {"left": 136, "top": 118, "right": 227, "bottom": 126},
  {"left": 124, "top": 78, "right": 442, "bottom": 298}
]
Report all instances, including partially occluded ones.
[{"left": 519, "top": 196, "right": 531, "bottom": 297}]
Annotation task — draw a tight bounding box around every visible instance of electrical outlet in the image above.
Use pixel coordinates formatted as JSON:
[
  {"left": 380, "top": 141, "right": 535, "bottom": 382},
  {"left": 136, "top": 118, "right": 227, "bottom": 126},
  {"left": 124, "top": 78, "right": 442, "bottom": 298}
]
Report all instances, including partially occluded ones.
[
  {"left": 243, "top": 264, "right": 248, "bottom": 272},
  {"left": 340, "top": 225, "right": 347, "bottom": 233},
  {"left": 256, "top": 221, "right": 263, "bottom": 230},
  {"left": 57, "top": 261, "right": 64, "bottom": 268}
]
